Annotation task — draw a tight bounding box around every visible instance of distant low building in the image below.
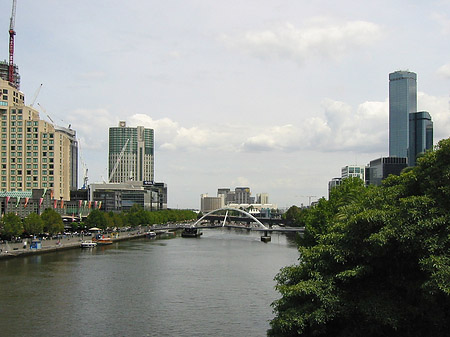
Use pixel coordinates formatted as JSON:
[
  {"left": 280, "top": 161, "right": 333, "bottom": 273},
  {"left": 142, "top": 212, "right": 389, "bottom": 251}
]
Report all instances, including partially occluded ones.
[{"left": 83, "top": 181, "right": 167, "bottom": 212}]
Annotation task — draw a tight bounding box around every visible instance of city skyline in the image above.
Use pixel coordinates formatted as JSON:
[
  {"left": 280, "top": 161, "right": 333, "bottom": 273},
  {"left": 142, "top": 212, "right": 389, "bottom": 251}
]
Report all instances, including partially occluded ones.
[{"left": 1, "top": 1, "right": 450, "bottom": 209}]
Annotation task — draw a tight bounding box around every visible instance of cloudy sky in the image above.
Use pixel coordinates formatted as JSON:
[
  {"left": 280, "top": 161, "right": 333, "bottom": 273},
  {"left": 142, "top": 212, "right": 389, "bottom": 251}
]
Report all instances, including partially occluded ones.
[{"left": 1, "top": 0, "right": 450, "bottom": 209}]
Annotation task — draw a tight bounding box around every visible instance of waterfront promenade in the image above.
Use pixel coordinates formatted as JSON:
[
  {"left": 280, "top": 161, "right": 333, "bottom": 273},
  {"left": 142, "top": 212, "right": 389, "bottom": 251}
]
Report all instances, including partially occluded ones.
[{"left": 0, "top": 228, "right": 153, "bottom": 259}]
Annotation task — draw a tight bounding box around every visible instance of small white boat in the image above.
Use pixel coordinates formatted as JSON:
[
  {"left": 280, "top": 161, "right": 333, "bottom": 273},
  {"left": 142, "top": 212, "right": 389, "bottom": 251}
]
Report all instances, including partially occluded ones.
[
  {"left": 80, "top": 240, "right": 97, "bottom": 248},
  {"left": 145, "top": 231, "right": 157, "bottom": 238}
]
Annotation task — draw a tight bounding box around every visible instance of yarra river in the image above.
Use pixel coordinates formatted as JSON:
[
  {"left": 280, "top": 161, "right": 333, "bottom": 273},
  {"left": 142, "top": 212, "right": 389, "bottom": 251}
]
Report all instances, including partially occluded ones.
[{"left": 0, "top": 228, "right": 299, "bottom": 337}]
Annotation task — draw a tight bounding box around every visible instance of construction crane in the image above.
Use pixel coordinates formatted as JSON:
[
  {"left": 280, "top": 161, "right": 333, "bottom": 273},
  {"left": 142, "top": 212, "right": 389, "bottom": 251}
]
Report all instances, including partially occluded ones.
[
  {"left": 8, "top": 0, "right": 17, "bottom": 86},
  {"left": 30, "top": 84, "right": 43, "bottom": 107},
  {"left": 78, "top": 139, "right": 89, "bottom": 189},
  {"left": 108, "top": 139, "right": 130, "bottom": 183}
]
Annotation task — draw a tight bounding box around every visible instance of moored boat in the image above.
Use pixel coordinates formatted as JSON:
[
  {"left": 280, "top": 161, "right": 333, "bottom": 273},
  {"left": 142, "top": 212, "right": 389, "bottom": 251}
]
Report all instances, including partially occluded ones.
[
  {"left": 95, "top": 237, "right": 113, "bottom": 245},
  {"left": 80, "top": 240, "right": 97, "bottom": 248},
  {"left": 92, "top": 234, "right": 113, "bottom": 245},
  {"left": 181, "top": 228, "right": 202, "bottom": 238},
  {"left": 145, "top": 231, "right": 157, "bottom": 238}
]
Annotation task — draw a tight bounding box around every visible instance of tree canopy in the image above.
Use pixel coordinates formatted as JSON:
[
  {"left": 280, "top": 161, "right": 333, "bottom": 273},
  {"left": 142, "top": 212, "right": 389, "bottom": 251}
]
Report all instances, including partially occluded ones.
[
  {"left": 269, "top": 139, "right": 450, "bottom": 336},
  {"left": 1, "top": 213, "right": 24, "bottom": 239},
  {"left": 41, "top": 208, "right": 64, "bottom": 235}
]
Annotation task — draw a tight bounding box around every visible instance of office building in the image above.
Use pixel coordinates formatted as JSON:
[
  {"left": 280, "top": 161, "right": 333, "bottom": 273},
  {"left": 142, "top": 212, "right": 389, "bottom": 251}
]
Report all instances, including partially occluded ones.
[
  {"left": 328, "top": 177, "right": 342, "bottom": 197},
  {"left": 367, "top": 157, "right": 407, "bottom": 186},
  {"left": 257, "top": 193, "right": 269, "bottom": 204},
  {"left": 409, "top": 111, "right": 433, "bottom": 166},
  {"left": 341, "top": 165, "right": 365, "bottom": 181},
  {"left": 108, "top": 121, "right": 154, "bottom": 183},
  {"left": 0, "top": 78, "right": 78, "bottom": 200},
  {"left": 200, "top": 193, "right": 225, "bottom": 213},
  {"left": 235, "top": 187, "right": 251, "bottom": 204},
  {"left": 86, "top": 181, "right": 167, "bottom": 212},
  {"left": 389, "top": 71, "right": 417, "bottom": 158}
]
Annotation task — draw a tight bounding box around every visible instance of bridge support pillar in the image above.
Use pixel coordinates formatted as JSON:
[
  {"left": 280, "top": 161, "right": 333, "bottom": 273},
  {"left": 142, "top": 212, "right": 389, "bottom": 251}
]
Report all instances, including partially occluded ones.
[{"left": 261, "top": 230, "right": 271, "bottom": 243}]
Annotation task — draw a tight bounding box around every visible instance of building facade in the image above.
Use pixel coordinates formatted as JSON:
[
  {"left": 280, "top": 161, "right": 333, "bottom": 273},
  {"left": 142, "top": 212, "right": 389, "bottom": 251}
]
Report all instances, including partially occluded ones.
[
  {"left": 409, "top": 111, "right": 433, "bottom": 166},
  {"left": 235, "top": 187, "right": 251, "bottom": 204},
  {"left": 341, "top": 165, "right": 365, "bottom": 181},
  {"left": 200, "top": 194, "right": 225, "bottom": 213},
  {"left": 389, "top": 71, "right": 417, "bottom": 158},
  {"left": 86, "top": 181, "right": 167, "bottom": 212},
  {"left": 367, "top": 157, "right": 407, "bottom": 186},
  {"left": 0, "top": 78, "right": 78, "bottom": 200},
  {"left": 108, "top": 121, "right": 154, "bottom": 183}
]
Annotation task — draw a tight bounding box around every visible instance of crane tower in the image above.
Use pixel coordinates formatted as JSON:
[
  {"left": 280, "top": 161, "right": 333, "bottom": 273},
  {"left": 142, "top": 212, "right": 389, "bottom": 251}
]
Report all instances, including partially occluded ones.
[{"left": 8, "top": 0, "right": 18, "bottom": 88}]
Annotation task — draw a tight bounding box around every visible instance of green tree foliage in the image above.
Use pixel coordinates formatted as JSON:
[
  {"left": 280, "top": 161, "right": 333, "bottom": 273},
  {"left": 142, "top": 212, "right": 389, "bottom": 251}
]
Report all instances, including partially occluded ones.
[
  {"left": 23, "top": 213, "right": 44, "bottom": 235},
  {"left": 269, "top": 139, "right": 450, "bottom": 337},
  {"left": 85, "top": 209, "right": 108, "bottom": 230},
  {"left": 283, "top": 206, "right": 305, "bottom": 227},
  {"left": 124, "top": 206, "right": 197, "bottom": 227},
  {"left": 41, "top": 208, "right": 64, "bottom": 235},
  {"left": 1, "top": 213, "right": 23, "bottom": 239}
]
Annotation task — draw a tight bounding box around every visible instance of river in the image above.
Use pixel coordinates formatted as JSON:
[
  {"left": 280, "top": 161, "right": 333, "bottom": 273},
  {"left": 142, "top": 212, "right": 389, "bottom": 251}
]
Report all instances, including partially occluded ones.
[{"left": 0, "top": 228, "right": 299, "bottom": 337}]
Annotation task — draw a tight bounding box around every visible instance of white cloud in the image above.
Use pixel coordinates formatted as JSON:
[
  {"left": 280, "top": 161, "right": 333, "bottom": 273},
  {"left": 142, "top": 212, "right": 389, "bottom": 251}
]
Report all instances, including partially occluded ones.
[
  {"left": 241, "top": 99, "right": 388, "bottom": 154},
  {"left": 437, "top": 63, "right": 450, "bottom": 79},
  {"left": 221, "top": 19, "right": 383, "bottom": 64},
  {"left": 418, "top": 92, "right": 450, "bottom": 141},
  {"left": 67, "top": 108, "right": 114, "bottom": 151}
]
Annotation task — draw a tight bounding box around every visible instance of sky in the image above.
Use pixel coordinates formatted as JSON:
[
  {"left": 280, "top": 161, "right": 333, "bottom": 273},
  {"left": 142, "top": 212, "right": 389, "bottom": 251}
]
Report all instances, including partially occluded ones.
[{"left": 1, "top": 0, "right": 450, "bottom": 209}]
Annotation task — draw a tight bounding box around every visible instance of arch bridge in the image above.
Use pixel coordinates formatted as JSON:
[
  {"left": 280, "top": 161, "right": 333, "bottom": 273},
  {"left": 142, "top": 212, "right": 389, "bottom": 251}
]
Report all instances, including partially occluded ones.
[{"left": 193, "top": 207, "right": 272, "bottom": 241}]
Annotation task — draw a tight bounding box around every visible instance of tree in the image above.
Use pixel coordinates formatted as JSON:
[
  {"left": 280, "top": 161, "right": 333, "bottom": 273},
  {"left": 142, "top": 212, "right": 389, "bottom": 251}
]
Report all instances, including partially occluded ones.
[
  {"left": 85, "top": 209, "right": 108, "bottom": 230},
  {"left": 269, "top": 139, "right": 450, "bottom": 337},
  {"left": 1, "top": 213, "right": 23, "bottom": 239},
  {"left": 23, "top": 213, "right": 44, "bottom": 235},
  {"left": 41, "top": 208, "right": 64, "bottom": 235}
]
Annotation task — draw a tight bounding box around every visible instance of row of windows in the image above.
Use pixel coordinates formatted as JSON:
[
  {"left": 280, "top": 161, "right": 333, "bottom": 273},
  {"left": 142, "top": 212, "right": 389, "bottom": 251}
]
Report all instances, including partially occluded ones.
[
  {"left": 2, "top": 182, "right": 54, "bottom": 188},
  {"left": 4, "top": 175, "right": 55, "bottom": 181}
]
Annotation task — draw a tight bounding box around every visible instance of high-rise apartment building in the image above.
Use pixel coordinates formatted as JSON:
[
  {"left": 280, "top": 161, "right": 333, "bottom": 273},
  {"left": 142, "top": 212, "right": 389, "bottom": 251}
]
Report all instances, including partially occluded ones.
[
  {"left": 108, "top": 121, "right": 154, "bottom": 183},
  {"left": 0, "top": 78, "right": 78, "bottom": 200},
  {"left": 389, "top": 71, "right": 417, "bottom": 158},
  {"left": 409, "top": 111, "right": 433, "bottom": 166}
]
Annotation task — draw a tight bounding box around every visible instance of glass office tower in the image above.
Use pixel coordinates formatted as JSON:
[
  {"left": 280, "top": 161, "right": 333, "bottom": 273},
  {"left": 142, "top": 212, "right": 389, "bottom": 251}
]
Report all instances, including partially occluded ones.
[
  {"left": 108, "top": 121, "right": 154, "bottom": 183},
  {"left": 389, "top": 71, "right": 417, "bottom": 158},
  {"left": 409, "top": 111, "right": 433, "bottom": 166}
]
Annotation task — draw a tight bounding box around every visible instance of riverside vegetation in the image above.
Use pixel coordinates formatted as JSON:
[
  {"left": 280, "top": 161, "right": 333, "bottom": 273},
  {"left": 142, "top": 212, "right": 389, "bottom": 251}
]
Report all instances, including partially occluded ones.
[
  {"left": 1, "top": 205, "right": 197, "bottom": 239},
  {"left": 269, "top": 138, "right": 450, "bottom": 336}
]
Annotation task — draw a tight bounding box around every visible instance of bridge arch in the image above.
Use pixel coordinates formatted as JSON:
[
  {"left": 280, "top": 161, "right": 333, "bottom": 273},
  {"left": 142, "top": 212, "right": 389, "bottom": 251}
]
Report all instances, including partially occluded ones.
[{"left": 194, "top": 207, "right": 268, "bottom": 229}]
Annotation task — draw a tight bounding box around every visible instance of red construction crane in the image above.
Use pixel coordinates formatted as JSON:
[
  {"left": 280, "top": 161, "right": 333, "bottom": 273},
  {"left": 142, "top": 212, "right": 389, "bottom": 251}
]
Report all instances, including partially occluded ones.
[{"left": 8, "top": 0, "right": 17, "bottom": 86}]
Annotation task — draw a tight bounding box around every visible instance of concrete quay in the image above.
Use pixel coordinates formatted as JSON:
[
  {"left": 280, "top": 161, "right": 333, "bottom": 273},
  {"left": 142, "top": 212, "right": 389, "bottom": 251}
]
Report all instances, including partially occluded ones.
[{"left": 0, "top": 228, "right": 159, "bottom": 260}]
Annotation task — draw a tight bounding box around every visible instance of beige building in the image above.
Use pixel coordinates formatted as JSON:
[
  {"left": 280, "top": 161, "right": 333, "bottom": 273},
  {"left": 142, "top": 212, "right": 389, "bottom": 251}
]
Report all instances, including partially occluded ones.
[
  {"left": 200, "top": 193, "right": 225, "bottom": 213},
  {"left": 0, "top": 78, "right": 77, "bottom": 201}
]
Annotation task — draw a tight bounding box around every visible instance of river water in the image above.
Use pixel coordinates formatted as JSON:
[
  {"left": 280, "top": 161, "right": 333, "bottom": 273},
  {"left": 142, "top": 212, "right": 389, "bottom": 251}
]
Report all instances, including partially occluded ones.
[{"left": 0, "top": 228, "right": 299, "bottom": 337}]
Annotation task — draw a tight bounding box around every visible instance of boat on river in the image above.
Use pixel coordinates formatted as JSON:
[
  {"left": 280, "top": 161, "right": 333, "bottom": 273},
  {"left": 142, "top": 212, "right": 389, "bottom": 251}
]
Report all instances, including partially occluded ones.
[
  {"left": 145, "top": 231, "right": 157, "bottom": 238},
  {"left": 80, "top": 240, "right": 97, "bottom": 248},
  {"left": 92, "top": 234, "right": 113, "bottom": 245},
  {"left": 181, "top": 228, "right": 203, "bottom": 238}
]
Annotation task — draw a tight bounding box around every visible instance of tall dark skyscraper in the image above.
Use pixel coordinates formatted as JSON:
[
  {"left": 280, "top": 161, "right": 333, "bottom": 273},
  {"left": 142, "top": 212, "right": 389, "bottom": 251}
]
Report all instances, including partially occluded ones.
[
  {"left": 409, "top": 111, "right": 433, "bottom": 166},
  {"left": 389, "top": 71, "right": 417, "bottom": 158}
]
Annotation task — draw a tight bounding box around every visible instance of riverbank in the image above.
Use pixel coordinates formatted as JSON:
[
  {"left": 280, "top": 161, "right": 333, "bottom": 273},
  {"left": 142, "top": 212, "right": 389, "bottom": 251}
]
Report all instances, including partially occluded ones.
[{"left": 0, "top": 228, "right": 166, "bottom": 260}]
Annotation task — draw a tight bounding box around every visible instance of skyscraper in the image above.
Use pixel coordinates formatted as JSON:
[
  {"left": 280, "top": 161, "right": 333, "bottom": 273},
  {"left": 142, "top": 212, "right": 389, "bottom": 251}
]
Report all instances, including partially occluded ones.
[
  {"left": 389, "top": 71, "right": 417, "bottom": 158},
  {"left": 108, "top": 121, "right": 154, "bottom": 183},
  {"left": 409, "top": 111, "right": 433, "bottom": 166}
]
